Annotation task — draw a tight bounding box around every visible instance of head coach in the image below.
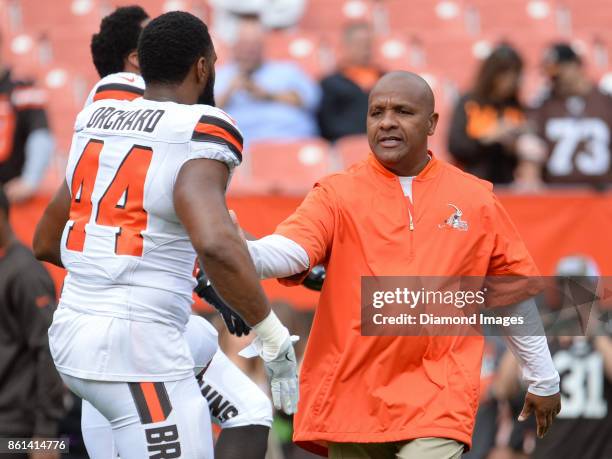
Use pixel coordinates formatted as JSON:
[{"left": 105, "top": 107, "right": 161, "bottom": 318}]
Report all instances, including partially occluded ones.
[{"left": 238, "top": 71, "right": 561, "bottom": 458}]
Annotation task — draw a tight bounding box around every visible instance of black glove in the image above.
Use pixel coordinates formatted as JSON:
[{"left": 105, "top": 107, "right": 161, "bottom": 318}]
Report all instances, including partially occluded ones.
[
  {"left": 194, "top": 265, "right": 251, "bottom": 337},
  {"left": 302, "top": 265, "right": 326, "bottom": 291}
]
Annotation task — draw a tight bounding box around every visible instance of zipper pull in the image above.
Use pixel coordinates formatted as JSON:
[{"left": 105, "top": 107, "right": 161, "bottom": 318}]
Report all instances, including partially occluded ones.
[{"left": 409, "top": 211, "right": 414, "bottom": 231}]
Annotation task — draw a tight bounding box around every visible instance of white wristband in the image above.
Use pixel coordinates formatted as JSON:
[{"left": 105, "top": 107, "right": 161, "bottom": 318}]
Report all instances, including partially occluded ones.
[{"left": 252, "top": 311, "right": 290, "bottom": 360}]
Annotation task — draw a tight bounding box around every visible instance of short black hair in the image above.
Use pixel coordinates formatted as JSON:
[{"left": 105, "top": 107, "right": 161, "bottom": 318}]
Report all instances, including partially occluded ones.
[
  {"left": 91, "top": 6, "right": 149, "bottom": 77},
  {"left": 544, "top": 42, "right": 582, "bottom": 66},
  {"left": 0, "top": 186, "right": 9, "bottom": 217},
  {"left": 138, "top": 11, "right": 214, "bottom": 86}
]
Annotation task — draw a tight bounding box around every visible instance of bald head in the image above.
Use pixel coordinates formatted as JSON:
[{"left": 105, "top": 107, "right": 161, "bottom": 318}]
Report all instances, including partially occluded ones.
[
  {"left": 370, "top": 71, "right": 435, "bottom": 114},
  {"left": 366, "top": 71, "right": 439, "bottom": 176}
]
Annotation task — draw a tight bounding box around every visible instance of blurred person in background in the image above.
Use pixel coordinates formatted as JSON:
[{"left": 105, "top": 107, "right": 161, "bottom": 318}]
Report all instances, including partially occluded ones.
[
  {"left": 0, "top": 36, "right": 55, "bottom": 203},
  {"left": 517, "top": 43, "right": 612, "bottom": 189},
  {"left": 0, "top": 187, "right": 65, "bottom": 458},
  {"left": 448, "top": 44, "right": 526, "bottom": 185},
  {"left": 317, "top": 22, "right": 383, "bottom": 142},
  {"left": 531, "top": 255, "right": 612, "bottom": 459},
  {"left": 215, "top": 17, "right": 320, "bottom": 143}
]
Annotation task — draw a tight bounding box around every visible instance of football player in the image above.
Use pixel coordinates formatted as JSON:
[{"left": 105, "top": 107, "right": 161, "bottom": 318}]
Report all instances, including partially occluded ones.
[
  {"left": 82, "top": 7, "right": 275, "bottom": 459},
  {"left": 532, "top": 257, "right": 612, "bottom": 459},
  {"left": 34, "top": 11, "right": 297, "bottom": 459}
]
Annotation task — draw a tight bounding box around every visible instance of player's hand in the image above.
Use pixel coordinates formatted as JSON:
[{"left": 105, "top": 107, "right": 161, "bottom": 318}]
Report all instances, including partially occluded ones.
[
  {"left": 518, "top": 391, "right": 561, "bottom": 438},
  {"left": 4, "top": 177, "right": 36, "bottom": 203},
  {"left": 263, "top": 336, "right": 299, "bottom": 415},
  {"left": 194, "top": 265, "right": 251, "bottom": 337},
  {"left": 302, "top": 265, "right": 326, "bottom": 291}
]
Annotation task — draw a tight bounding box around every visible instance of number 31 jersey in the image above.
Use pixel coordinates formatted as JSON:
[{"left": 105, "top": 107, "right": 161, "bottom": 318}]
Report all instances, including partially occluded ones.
[{"left": 49, "top": 96, "right": 243, "bottom": 382}]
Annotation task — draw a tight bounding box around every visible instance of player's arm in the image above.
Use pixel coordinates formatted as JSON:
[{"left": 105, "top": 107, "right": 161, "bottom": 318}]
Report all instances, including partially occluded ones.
[
  {"left": 175, "top": 159, "right": 269, "bottom": 325},
  {"left": 175, "top": 159, "right": 299, "bottom": 413},
  {"left": 33, "top": 181, "right": 71, "bottom": 267}
]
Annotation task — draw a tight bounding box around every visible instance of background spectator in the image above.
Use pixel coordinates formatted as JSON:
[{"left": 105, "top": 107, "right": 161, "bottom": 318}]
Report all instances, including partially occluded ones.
[
  {"left": 215, "top": 17, "right": 320, "bottom": 144},
  {"left": 0, "top": 187, "right": 65, "bottom": 457},
  {"left": 0, "top": 40, "right": 55, "bottom": 203},
  {"left": 317, "top": 22, "right": 382, "bottom": 142},
  {"left": 448, "top": 44, "right": 527, "bottom": 184},
  {"left": 517, "top": 43, "right": 612, "bottom": 189}
]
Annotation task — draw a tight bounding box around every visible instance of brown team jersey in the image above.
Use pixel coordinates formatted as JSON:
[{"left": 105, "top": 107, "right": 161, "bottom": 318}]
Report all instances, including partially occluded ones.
[{"left": 530, "top": 88, "right": 612, "bottom": 187}]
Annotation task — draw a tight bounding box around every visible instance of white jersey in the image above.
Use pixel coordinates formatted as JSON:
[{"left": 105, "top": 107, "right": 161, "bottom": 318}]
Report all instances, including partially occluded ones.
[
  {"left": 84, "top": 72, "right": 145, "bottom": 107},
  {"left": 49, "top": 96, "right": 244, "bottom": 382}
]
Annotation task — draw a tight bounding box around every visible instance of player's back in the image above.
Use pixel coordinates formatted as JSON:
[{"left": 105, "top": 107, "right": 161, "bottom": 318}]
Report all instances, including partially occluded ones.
[{"left": 50, "top": 96, "right": 242, "bottom": 381}]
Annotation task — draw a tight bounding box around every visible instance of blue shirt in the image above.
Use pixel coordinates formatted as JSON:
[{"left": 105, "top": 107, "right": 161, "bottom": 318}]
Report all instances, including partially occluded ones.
[{"left": 215, "top": 61, "right": 321, "bottom": 143}]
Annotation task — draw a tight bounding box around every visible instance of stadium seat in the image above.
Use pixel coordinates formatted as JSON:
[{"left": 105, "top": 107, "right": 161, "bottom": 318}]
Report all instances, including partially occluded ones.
[
  {"left": 383, "top": 0, "right": 467, "bottom": 35},
  {"left": 247, "top": 139, "right": 331, "bottom": 194},
  {"left": 334, "top": 134, "right": 370, "bottom": 169},
  {"left": 264, "top": 30, "right": 331, "bottom": 78},
  {"left": 563, "top": 0, "right": 612, "bottom": 33},
  {"left": 300, "top": 0, "right": 374, "bottom": 32},
  {"left": 466, "top": 0, "right": 557, "bottom": 35}
]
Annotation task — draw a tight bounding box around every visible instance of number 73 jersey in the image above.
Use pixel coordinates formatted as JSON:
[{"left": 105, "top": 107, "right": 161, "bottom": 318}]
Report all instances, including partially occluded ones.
[{"left": 59, "top": 97, "right": 243, "bottom": 329}]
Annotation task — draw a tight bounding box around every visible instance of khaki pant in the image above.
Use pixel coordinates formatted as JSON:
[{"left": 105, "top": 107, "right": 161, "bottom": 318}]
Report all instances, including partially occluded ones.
[{"left": 328, "top": 437, "right": 464, "bottom": 459}]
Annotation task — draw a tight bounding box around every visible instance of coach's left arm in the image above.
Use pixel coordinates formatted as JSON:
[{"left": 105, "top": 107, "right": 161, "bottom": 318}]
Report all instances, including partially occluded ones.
[{"left": 484, "top": 194, "right": 561, "bottom": 438}]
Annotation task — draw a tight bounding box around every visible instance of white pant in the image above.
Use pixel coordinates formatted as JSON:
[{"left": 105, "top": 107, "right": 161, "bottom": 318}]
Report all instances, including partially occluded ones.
[
  {"left": 63, "top": 373, "right": 213, "bottom": 459},
  {"left": 81, "top": 349, "right": 272, "bottom": 459},
  {"left": 202, "top": 350, "right": 272, "bottom": 428}
]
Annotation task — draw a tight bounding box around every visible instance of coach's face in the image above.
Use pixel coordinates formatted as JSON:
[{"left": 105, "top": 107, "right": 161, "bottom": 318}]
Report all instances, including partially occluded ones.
[{"left": 367, "top": 75, "right": 438, "bottom": 174}]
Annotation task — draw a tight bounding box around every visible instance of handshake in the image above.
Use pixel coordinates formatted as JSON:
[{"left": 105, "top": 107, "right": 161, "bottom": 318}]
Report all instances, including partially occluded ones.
[
  {"left": 194, "top": 263, "right": 326, "bottom": 335},
  {"left": 193, "top": 263, "right": 325, "bottom": 414}
]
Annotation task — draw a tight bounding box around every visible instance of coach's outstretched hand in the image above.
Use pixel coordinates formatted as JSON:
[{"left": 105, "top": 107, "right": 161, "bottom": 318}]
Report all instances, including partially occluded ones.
[
  {"left": 194, "top": 265, "right": 251, "bottom": 337},
  {"left": 518, "top": 391, "right": 561, "bottom": 438},
  {"left": 263, "top": 336, "right": 299, "bottom": 414}
]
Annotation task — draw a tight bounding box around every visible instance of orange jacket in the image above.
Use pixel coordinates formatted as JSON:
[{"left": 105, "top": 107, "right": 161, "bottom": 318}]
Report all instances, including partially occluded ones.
[{"left": 275, "top": 154, "right": 539, "bottom": 456}]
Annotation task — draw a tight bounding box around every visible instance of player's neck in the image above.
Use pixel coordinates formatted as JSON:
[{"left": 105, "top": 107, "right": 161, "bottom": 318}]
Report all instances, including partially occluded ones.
[{"left": 143, "top": 84, "right": 198, "bottom": 105}]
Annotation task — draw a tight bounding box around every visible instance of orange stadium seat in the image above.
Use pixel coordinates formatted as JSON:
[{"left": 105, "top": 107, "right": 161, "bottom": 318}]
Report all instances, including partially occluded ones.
[
  {"left": 265, "top": 30, "right": 330, "bottom": 78},
  {"left": 334, "top": 134, "right": 370, "bottom": 168},
  {"left": 247, "top": 139, "right": 331, "bottom": 194},
  {"left": 383, "top": 0, "right": 467, "bottom": 35},
  {"left": 465, "top": 0, "right": 557, "bottom": 35},
  {"left": 300, "top": 0, "right": 374, "bottom": 32},
  {"left": 562, "top": 0, "right": 612, "bottom": 33}
]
